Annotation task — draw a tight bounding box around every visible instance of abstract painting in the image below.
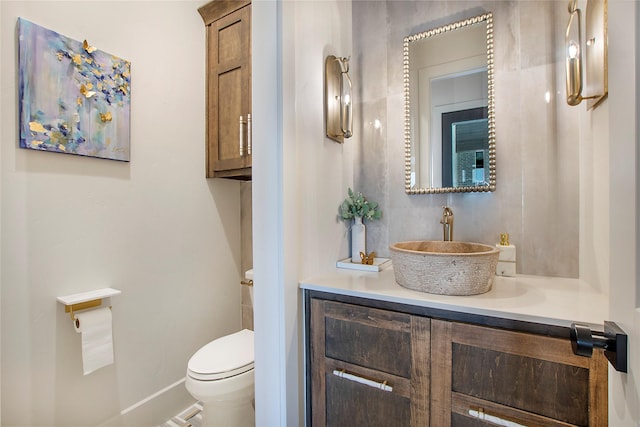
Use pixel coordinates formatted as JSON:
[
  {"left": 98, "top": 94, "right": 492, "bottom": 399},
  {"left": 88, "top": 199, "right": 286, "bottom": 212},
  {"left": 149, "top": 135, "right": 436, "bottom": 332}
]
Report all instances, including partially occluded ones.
[{"left": 18, "top": 18, "right": 131, "bottom": 161}]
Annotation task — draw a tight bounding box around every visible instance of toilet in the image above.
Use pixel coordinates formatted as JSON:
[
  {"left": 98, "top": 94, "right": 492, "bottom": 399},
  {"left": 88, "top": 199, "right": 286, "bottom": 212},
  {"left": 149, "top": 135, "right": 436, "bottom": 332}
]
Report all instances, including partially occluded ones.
[{"left": 185, "top": 329, "right": 255, "bottom": 427}]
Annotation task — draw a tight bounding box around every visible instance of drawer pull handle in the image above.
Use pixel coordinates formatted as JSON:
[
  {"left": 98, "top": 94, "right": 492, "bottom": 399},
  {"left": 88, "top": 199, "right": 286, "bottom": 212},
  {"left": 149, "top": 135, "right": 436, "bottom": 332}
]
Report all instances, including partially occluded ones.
[
  {"left": 468, "top": 408, "right": 526, "bottom": 427},
  {"left": 247, "top": 113, "right": 252, "bottom": 155},
  {"left": 239, "top": 115, "right": 244, "bottom": 156},
  {"left": 332, "top": 369, "right": 392, "bottom": 392}
]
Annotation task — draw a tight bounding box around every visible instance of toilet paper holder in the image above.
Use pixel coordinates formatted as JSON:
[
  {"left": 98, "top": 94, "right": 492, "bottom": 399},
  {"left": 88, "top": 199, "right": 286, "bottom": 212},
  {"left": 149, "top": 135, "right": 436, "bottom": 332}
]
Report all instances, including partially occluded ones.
[
  {"left": 66, "top": 301, "right": 112, "bottom": 328},
  {"left": 57, "top": 288, "right": 121, "bottom": 327}
]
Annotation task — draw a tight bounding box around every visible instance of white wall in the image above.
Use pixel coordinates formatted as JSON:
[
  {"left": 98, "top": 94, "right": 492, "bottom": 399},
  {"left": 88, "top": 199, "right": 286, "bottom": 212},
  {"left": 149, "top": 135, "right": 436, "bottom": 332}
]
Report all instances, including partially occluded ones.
[
  {"left": 0, "top": 1, "right": 3, "bottom": 422},
  {"left": 1, "top": 2, "right": 242, "bottom": 426},
  {"left": 252, "top": 0, "right": 352, "bottom": 425},
  {"left": 607, "top": 2, "right": 640, "bottom": 424},
  {"left": 252, "top": 1, "right": 283, "bottom": 425}
]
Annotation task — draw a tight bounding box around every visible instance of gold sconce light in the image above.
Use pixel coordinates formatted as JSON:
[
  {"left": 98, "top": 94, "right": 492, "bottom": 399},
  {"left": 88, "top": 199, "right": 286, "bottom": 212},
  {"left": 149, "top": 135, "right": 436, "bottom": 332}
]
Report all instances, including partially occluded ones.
[
  {"left": 325, "top": 55, "right": 353, "bottom": 143},
  {"left": 565, "top": 0, "right": 608, "bottom": 109}
]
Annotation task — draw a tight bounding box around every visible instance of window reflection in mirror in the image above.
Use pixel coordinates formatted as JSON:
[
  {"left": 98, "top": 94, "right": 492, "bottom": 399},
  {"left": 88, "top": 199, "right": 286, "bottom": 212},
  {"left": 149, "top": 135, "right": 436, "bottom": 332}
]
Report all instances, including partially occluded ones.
[
  {"left": 443, "top": 108, "right": 488, "bottom": 188},
  {"left": 405, "top": 13, "right": 495, "bottom": 194}
]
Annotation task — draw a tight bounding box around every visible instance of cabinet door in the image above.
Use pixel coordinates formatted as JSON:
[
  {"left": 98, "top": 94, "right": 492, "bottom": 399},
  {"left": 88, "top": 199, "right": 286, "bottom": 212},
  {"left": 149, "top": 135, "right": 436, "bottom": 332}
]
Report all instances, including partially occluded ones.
[
  {"left": 206, "top": 4, "right": 251, "bottom": 178},
  {"left": 310, "top": 299, "right": 430, "bottom": 427},
  {"left": 431, "top": 320, "right": 608, "bottom": 426}
]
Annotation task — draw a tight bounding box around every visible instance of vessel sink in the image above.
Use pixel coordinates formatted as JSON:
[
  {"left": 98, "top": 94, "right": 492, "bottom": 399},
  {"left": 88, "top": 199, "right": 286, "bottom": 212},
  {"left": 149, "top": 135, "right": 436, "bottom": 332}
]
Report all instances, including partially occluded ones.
[{"left": 389, "top": 241, "right": 500, "bottom": 296}]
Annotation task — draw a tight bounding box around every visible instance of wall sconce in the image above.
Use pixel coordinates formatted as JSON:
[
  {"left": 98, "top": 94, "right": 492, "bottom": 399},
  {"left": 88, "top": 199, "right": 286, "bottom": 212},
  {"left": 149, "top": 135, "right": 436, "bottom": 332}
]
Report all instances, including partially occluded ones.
[
  {"left": 325, "top": 55, "right": 353, "bottom": 143},
  {"left": 565, "top": 0, "right": 608, "bottom": 109},
  {"left": 565, "top": 1, "right": 583, "bottom": 106}
]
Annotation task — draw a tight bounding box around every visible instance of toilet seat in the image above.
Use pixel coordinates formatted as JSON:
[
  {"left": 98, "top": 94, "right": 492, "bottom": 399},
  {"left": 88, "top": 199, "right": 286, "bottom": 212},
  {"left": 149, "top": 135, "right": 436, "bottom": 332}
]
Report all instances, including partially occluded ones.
[{"left": 187, "top": 329, "right": 254, "bottom": 381}]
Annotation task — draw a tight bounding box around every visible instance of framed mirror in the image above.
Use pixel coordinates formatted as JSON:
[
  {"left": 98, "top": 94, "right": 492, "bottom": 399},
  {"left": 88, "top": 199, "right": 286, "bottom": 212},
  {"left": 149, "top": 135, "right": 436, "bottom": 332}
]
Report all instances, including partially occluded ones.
[{"left": 404, "top": 13, "right": 495, "bottom": 194}]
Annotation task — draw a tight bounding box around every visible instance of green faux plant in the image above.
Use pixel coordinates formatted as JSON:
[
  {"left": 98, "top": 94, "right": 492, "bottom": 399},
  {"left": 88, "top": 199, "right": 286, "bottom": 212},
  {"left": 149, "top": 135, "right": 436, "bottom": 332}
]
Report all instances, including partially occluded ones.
[{"left": 339, "top": 188, "right": 382, "bottom": 221}]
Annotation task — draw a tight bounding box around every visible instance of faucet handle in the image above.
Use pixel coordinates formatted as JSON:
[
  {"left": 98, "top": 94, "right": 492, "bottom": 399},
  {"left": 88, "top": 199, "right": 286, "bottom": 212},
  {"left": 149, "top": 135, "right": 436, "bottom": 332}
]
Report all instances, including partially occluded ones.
[
  {"left": 441, "top": 206, "right": 453, "bottom": 222},
  {"left": 440, "top": 206, "right": 454, "bottom": 241}
]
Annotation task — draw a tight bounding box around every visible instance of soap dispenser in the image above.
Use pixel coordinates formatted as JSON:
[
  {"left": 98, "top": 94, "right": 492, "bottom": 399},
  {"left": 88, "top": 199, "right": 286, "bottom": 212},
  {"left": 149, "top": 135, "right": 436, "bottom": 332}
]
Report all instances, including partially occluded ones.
[{"left": 496, "top": 233, "right": 516, "bottom": 277}]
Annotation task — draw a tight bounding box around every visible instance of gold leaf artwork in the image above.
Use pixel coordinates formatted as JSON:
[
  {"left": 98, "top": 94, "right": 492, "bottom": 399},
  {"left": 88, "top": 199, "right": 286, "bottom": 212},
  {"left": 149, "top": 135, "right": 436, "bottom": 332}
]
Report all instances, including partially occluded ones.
[{"left": 18, "top": 19, "right": 131, "bottom": 161}]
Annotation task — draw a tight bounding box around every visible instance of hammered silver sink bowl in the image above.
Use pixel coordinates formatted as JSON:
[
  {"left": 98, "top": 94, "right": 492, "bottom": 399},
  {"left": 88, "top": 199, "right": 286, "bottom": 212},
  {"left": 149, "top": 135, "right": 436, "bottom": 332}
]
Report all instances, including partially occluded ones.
[{"left": 389, "top": 241, "right": 500, "bottom": 296}]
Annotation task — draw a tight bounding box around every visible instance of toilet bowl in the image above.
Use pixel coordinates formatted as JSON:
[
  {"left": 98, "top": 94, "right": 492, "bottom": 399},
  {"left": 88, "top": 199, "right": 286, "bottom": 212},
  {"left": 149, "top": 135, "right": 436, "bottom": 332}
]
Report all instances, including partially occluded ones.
[{"left": 185, "top": 329, "right": 254, "bottom": 427}]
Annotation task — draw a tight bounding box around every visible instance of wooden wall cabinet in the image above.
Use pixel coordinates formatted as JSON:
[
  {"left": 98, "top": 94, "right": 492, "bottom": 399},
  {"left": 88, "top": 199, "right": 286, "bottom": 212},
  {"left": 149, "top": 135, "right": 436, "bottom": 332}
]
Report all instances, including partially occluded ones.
[
  {"left": 307, "top": 295, "right": 608, "bottom": 427},
  {"left": 199, "top": 0, "right": 252, "bottom": 179}
]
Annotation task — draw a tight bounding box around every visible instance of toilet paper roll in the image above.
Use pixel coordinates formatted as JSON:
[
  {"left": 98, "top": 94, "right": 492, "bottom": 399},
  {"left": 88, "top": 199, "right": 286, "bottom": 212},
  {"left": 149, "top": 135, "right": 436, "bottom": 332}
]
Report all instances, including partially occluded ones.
[{"left": 74, "top": 307, "right": 114, "bottom": 375}]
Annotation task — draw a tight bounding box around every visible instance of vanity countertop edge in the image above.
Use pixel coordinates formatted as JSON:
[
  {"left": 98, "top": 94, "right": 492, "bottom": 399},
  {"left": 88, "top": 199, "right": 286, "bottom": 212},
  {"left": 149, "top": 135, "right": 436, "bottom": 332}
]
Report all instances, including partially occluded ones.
[{"left": 300, "top": 267, "right": 608, "bottom": 333}]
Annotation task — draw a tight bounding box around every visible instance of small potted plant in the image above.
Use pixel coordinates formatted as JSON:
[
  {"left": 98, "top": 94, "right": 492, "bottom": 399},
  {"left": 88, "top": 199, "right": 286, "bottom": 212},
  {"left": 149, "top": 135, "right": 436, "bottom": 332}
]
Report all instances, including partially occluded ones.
[{"left": 339, "top": 188, "right": 382, "bottom": 263}]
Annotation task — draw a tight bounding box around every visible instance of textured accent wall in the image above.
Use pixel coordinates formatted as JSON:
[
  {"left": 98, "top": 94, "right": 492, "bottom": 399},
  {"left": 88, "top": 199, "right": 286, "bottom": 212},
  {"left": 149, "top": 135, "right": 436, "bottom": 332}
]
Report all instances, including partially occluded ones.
[{"left": 352, "top": 0, "right": 582, "bottom": 278}]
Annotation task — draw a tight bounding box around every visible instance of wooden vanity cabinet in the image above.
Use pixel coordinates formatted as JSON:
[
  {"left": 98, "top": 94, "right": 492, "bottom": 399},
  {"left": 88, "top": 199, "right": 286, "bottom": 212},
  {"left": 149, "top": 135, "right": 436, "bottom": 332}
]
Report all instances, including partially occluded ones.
[
  {"left": 199, "top": 0, "right": 252, "bottom": 179},
  {"left": 309, "top": 299, "right": 430, "bottom": 427},
  {"left": 306, "top": 294, "right": 608, "bottom": 427}
]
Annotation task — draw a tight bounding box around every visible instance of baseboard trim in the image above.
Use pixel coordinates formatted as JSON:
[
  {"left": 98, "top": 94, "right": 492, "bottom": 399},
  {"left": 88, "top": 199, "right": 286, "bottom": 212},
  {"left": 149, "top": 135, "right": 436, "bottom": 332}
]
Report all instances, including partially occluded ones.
[
  {"left": 98, "top": 378, "right": 195, "bottom": 427},
  {"left": 121, "top": 378, "right": 186, "bottom": 416}
]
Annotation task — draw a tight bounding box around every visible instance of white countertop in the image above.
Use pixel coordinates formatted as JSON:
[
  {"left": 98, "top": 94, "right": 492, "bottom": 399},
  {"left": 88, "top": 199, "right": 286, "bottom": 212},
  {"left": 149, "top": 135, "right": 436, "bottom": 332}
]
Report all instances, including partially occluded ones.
[{"left": 300, "top": 267, "right": 608, "bottom": 330}]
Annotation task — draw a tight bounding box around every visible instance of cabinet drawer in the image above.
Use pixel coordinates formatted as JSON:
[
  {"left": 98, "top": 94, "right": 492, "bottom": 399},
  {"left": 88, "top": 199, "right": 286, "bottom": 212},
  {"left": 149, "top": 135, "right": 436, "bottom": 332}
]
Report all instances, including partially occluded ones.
[
  {"left": 323, "top": 300, "right": 412, "bottom": 377},
  {"left": 451, "top": 392, "right": 579, "bottom": 427},
  {"left": 452, "top": 342, "right": 589, "bottom": 424},
  {"left": 326, "top": 370, "right": 410, "bottom": 427}
]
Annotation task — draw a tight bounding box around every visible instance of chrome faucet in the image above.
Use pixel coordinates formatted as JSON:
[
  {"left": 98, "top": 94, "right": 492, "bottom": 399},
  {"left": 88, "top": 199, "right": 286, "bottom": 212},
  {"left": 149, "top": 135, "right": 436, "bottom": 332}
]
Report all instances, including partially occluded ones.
[{"left": 440, "top": 206, "right": 454, "bottom": 241}]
